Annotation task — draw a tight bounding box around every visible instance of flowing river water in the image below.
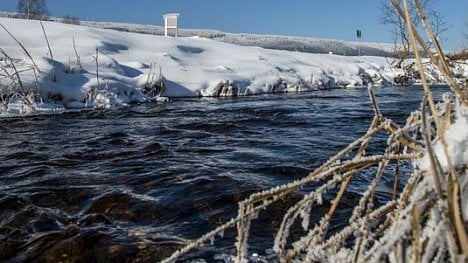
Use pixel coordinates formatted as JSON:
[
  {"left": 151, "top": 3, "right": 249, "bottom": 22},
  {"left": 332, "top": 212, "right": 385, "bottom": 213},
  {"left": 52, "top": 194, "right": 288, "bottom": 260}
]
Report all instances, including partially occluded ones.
[{"left": 0, "top": 86, "right": 449, "bottom": 262}]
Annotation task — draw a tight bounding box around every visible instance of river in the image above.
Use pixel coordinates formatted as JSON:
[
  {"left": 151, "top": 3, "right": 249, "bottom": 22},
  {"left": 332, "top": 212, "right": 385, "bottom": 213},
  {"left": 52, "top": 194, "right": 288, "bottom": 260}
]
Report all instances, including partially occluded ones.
[{"left": 0, "top": 86, "right": 449, "bottom": 262}]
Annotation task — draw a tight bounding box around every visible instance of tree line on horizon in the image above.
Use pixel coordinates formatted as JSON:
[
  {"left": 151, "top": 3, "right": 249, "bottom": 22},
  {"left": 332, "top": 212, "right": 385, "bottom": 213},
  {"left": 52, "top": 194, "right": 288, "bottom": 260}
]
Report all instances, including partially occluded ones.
[
  {"left": 17, "top": 0, "right": 47, "bottom": 20},
  {"left": 15, "top": 0, "right": 79, "bottom": 25}
]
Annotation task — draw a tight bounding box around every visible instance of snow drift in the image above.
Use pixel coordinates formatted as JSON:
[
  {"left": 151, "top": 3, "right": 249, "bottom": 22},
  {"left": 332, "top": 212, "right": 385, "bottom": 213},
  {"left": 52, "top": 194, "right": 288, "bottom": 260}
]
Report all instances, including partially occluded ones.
[{"left": 0, "top": 17, "right": 465, "bottom": 116}]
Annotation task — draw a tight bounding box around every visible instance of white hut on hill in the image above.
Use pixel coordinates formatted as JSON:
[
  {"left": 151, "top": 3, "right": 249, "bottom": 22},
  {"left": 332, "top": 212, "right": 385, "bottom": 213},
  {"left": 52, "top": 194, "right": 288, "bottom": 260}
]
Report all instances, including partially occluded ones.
[{"left": 163, "top": 13, "right": 180, "bottom": 37}]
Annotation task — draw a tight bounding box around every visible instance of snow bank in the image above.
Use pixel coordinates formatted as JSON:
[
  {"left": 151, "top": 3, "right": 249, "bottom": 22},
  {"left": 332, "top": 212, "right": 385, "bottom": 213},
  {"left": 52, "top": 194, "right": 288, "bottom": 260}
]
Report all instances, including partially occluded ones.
[{"left": 0, "top": 17, "right": 461, "bottom": 116}]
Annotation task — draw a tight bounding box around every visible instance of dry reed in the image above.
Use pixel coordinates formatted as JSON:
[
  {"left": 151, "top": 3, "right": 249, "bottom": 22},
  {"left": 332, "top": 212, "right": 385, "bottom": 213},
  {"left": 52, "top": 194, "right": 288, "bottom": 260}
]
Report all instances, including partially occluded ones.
[{"left": 40, "top": 20, "right": 53, "bottom": 60}]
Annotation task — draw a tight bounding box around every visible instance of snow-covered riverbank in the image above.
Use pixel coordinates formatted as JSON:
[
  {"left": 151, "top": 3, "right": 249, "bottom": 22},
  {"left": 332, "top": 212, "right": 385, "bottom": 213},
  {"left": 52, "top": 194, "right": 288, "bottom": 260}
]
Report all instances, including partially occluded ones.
[
  {"left": 1, "top": 16, "right": 467, "bottom": 263},
  {"left": 0, "top": 17, "right": 466, "bottom": 115}
]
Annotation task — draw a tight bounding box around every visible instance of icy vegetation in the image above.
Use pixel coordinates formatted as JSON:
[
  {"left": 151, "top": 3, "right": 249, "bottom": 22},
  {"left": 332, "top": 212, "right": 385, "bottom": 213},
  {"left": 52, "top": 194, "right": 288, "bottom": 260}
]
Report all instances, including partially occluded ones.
[
  {"left": 158, "top": 87, "right": 468, "bottom": 262},
  {"left": 161, "top": 89, "right": 468, "bottom": 263},
  {"left": 1, "top": 17, "right": 466, "bottom": 116},
  {"left": 161, "top": 0, "right": 468, "bottom": 260},
  {"left": 1, "top": 1, "right": 467, "bottom": 260},
  {"left": 159, "top": 0, "right": 468, "bottom": 262}
]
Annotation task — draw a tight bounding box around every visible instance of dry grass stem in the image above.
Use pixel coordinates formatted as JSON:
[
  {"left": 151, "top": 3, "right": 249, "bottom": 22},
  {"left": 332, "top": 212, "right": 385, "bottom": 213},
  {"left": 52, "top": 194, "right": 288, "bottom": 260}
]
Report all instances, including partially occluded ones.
[
  {"left": 411, "top": 204, "right": 421, "bottom": 263},
  {"left": 390, "top": 0, "right": 467, "bottom": 106},
  {"left": 40, "top": 20, "right": 53, "bottom": 60},
  {"left": 72, "top": 37, "right": 82, "bottom": 71},
  {"left": 93, "top": 46, "right": 100, "bottom": 86},
  {"left": 413, "top": 0, "right": 467, "bottom": 105}
]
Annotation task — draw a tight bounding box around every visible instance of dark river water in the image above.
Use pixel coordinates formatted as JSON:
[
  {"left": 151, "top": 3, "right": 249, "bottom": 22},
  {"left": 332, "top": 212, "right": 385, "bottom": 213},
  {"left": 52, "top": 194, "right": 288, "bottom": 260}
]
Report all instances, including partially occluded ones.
[{"left": 0, "top": 86, "right": 449, "bottom": 262}]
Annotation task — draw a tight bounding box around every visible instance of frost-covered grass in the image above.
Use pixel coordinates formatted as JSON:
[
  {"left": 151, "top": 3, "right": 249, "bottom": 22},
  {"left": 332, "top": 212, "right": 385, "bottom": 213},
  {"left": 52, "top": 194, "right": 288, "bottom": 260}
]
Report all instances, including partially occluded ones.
[
  {"left": 161, "top": 87, "right": 468, "bottom": 263},
  {"left": 1, "top": 4, "right": 466, "bottom": 261},
  {"left": 160, "top": 1, "right": 468, "bottom": 262}
]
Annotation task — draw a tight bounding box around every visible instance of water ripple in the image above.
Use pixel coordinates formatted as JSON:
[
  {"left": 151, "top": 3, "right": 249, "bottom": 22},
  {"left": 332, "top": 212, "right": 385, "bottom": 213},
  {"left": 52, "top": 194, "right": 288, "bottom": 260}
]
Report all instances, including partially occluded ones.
[{"left": 0, "top": 87, "right": 449, "bottom": 262}]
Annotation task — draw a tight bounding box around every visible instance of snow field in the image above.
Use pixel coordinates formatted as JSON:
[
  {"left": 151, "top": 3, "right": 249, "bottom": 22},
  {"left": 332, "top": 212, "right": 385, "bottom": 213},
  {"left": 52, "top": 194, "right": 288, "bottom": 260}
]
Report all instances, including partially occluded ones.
[
  {"left": 0, "top": 17, "right": 466, "bottom": 116},
  {"left": 0, "top": 18, "right": 399, "bottom": 115}
]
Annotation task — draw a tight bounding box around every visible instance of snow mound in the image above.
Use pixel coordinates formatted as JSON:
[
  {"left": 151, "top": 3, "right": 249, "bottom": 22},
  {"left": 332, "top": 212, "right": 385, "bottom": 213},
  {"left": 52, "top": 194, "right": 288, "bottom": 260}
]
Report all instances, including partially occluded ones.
[{"left": 0, "top": 17, "right": 463, "bottom": 116}]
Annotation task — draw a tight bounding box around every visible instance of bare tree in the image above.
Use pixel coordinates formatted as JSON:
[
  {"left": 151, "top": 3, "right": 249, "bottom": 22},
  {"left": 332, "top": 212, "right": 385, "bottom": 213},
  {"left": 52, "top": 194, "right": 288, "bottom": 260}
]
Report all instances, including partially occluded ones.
[
  {"left": 428, "top": 9, "right": 451, "bottom": 46},
  {"left": 379, "top": 0, "right": 448, "bottom": 67},
  {"left": 17, "top": 0, "right": 49, "bottom": 20}
]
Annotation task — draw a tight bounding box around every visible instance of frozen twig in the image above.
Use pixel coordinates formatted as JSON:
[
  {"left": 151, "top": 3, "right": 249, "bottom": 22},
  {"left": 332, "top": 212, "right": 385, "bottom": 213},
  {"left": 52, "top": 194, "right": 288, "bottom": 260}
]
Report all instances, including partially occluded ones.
[
  {"left": 40, "top": 20, "right": 53, "bottom": 60},
  {"left": 93, "top": 46, "right": 100, "bottom": 86},
  {"left": 72, "top": 36, "right": 82, "bottom": 71}
]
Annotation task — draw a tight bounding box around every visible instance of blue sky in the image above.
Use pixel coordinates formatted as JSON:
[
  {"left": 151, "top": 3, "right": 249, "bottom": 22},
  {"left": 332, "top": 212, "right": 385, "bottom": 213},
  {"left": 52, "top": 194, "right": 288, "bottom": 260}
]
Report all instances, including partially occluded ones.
[{"left": 0, "top": 0, "right": 466, "bottom": 51}]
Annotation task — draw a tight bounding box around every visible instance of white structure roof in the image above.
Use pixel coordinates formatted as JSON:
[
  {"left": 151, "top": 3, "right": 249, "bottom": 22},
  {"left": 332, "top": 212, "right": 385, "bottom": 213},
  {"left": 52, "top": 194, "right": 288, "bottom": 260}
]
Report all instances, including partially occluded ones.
[{"left": 163, "top": 13, "right": 180, "bottom": 19}]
